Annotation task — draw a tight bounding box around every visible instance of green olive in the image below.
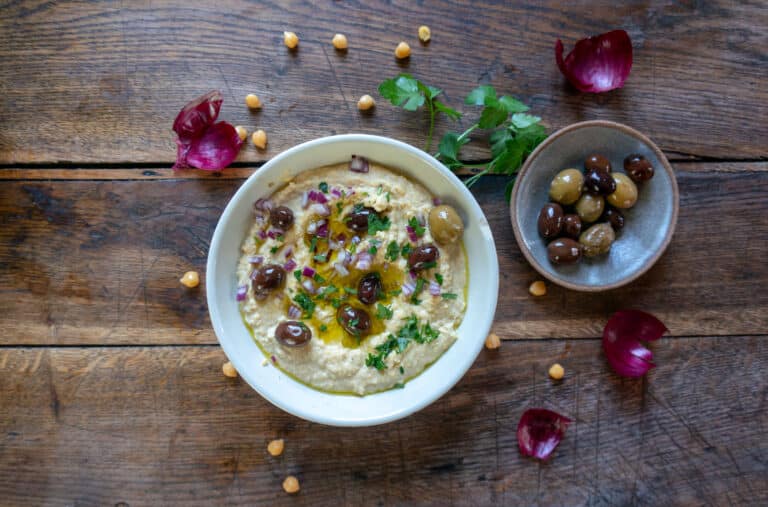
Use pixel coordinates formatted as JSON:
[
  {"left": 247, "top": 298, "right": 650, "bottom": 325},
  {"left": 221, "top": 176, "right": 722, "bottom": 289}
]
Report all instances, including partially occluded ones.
[
  {"left": 606, "top": 173, "right": 638, "bottom": 209},
  {"left": 549, "top": 169, "right": 584, "bottom": 205},
  {"left": 428, "top": 205, "right": 464, "bottom": 245},
  {"left": 574, "top": 193, "right": 605, "bottom": 224},
  {"left": 579, "top": 223, "right": 616, "bottom": 257}
]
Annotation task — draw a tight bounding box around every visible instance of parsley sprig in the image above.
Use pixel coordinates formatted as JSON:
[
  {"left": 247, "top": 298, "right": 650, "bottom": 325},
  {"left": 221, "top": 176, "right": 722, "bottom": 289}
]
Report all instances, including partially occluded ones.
[
  {"left": 437, "top": 85, "right": 547, "bottom": 201},
  {"left": 378, "top": 73, "right": 461, "bottom": 152},
  {"left": 365, "top": 315, "right": 440, "bottom": 370}
]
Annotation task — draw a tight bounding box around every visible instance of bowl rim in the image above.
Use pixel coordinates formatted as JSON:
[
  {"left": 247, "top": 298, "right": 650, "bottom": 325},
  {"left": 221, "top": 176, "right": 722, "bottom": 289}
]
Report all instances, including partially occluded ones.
[
  {"left": 206, "top": 133, "right": 499, "bottom": 426},
  {"left": 509, "top": 120, "right": 679, "bottom": 292}
]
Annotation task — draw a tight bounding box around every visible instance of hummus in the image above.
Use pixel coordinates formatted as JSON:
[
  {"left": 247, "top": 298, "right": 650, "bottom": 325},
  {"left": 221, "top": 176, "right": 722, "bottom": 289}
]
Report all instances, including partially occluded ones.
[{"left": 236, "top": 160, "right": 467, "bottom": 395}]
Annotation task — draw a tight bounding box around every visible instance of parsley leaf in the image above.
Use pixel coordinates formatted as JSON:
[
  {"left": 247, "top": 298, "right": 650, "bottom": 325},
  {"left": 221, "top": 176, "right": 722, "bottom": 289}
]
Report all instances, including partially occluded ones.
[
  {"left": 410, "top": 277, "right": 426, "bottom": 305},
  {"left": 293, "top": 292, "right": 316, "bottom": 318},
  {"left": 365, "top": 315, "right": 440, "bottom": 370},
  {"left": 400, "top": 243, "right": 413, "bottom": 258},
  {"left": 319, "top": 181, "right": 328, "bottom": 193},
  {"left": 441, "top": 292, "right": 458, "bottom": 300},
  {"left": 435, "top": 273, "right": 444, "bottom": 285},
  {"left": 385, "top": 241, "right": 400, "bottom": 261},
  {"left": 367, "top": 213, "right": 391, "bottom": 235},
  {"left": 293, "top": 269, "right": 302, "bottom": 282},
  {"left": 408, "top": 216, "right": 425, "bottom": 237},
  {"left": 319, "top": 324, "right": 327, "bottom": 332},
  {"left": 376, "top": 303, "right": 393, "bottom": 320}
]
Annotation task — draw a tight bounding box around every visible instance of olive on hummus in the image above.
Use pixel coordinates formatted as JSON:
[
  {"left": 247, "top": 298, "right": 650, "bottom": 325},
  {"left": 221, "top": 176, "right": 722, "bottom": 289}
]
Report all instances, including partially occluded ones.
[{"left": 236, "top": 156, "right": 467, "bottom": 395}]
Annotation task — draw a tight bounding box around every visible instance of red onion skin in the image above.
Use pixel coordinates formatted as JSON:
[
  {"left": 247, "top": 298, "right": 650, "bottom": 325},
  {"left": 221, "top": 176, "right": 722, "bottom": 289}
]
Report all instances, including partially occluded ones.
[
  {"left": 555, "top": 30, "right": 633, "bottom": 93},
  {"left": 603, "top": 310, "right": 668, "bottom": 377},
  {"left": 517, "top": 408, "right": 572, "bottom": 460},
  {"left": 173, "top": 90, "right": 222, "bottom": 140}
]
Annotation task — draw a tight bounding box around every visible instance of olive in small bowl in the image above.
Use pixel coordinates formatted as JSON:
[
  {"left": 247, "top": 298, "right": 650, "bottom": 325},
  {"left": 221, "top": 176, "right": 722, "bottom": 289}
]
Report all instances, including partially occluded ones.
[
  {"left": 537, "top": 203, "right": 564, "bottom": 239},
  {"left": 606, "top": 173, "right": 638, "bottom": 209},
  {"left": 562, "top": 214, "right": 582, "bottom": 239},
  {"left": 624, "top": 154, "right": 655, "bottom": 183},
  {"left": 547, "top": 238, "right": 582, "bottom": 265},
  {"left": 549, "top": 169, "right": 583, "bottom": 205},
  {"left": 574, "top": 194, "right": 604, "bottom": 224},
  {"left": 579, "top": 223, "right": 615, "bottom": 257}
]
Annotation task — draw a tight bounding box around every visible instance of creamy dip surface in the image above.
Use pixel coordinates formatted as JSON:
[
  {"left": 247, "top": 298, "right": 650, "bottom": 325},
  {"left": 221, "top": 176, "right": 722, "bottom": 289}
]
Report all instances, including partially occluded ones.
[{"left": 236, "top": 161, "right": 467, "bottom": 395}]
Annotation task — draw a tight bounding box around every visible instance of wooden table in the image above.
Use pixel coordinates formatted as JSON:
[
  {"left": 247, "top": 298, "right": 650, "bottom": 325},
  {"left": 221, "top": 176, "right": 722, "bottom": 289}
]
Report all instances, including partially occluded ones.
[{"left": 1, "top": 1, "right": 766, "bottom": 505}]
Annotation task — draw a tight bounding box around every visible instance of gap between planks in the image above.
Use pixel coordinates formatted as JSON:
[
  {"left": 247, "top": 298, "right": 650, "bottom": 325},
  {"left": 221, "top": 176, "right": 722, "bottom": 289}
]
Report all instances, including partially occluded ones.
[{"left": 0, "top": 161, "right": 765, "bottom": 180}]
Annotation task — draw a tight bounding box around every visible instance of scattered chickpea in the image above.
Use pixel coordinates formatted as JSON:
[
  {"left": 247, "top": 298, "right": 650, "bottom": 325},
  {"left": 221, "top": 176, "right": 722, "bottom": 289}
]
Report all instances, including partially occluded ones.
[
  {"left": 529, "top": 280, "right": 547, "bottom": 297},
  {"left": 282, "top": 475, "right": 300, "bottom": 494},
  {"left": 283, "top": 31, "right": 299, "bottom": 49},
  {"left": 245, "top": 94, "right": 262, "bottom": 109},
  {"left": 235, "top": 126, "right": 248, "bottom": 141},
  {"left": 549, "top": 363, "right": 565, "bottom": 380},
  {"left": 418, "top": 25, "right": 431, "bottom": 43},
  {"left": 485, "top": 332, "right": 501, "bottom": 350},
  {"left": 179, "top": 271, "right": 199, "bottom": 288},
  {"left": 332, "top": 33, "right": 348, "bottom": 50},
  {"left": 222, "top": 361, "right": 238, "bottom": 378},
  {"left": 357, "top": 94, "right": 375, "bottom": 111},
  {"left": 267, "top": 438, "right": 285, "bottom": 457},
  {"left": 394, "top": 41, "right": 411, "bottom": 59},
  {"left": 252, "top": 129, "right": 268, "bottom": 150}
]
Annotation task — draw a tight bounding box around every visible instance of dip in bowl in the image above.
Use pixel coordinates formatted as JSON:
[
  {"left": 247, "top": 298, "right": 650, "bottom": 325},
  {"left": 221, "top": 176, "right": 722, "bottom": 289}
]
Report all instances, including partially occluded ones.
[{"left": 207, "top": 135, "right": 497, "bottom": 426}]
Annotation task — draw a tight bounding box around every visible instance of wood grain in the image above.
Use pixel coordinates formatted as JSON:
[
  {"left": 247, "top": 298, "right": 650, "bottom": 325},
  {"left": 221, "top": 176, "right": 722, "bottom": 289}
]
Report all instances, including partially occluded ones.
[
  {"left": 1, "top": 168, "right": 766, "bottom": 345},
  {"left": 1, "top": 1, "right": 766, "bottom": 164},
  {"left": 1, "top": 339, "right": 766, "bottom": 506}
]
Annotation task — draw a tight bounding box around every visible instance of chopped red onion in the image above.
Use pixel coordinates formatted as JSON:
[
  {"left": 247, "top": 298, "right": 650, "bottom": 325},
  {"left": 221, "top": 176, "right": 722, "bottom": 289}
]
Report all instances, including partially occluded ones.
[
  {"left": 254, "top": 198, "right": 274, "bottom": 211},
  {"left": 335, "top": 233, "right": 347, "bottom": 243},
  {"left": 351, "top": 235, "right": 361, "bottom": 245},
  {"left": 406, "top": 225, "right": 418, "bottom": 243},
  {"left": 236, "top": 285, "right": 248, "bottom": 301},
  {"left": 555, "top": 30, "right": 633, "bottom": 93},
  {"left": 271, "top": 355, "right": 277, "bottom": 364},
  {"left": 308, "top": 190, "right": 328, "bottom": 204},
  {"left": 401, "top": 281, "right": 416, "bottom": 296},
  {"left": 316, "top": 221, "right": 329, "bottom": 238},
  {"left": 429, "top": 280, "right": 441, "bottom": 296},
  {"left": 333, "top": 262, "right": 349, "bottom": 276},
  {"left": 517, "top": 409, "right": 572, "bottom": 460},
  {"left": 349, "top": 154, "right": 370, "bottom": 173},
  {"left": 355, "top": 252, "right": 373, "bottom": 270},
  {"left": 301, "top": 279, "right": 316, "bottom": 294},
  {"left": 409, "top": 270, "right": 417, "bottom": 280},
  {"left": 302, "top": 266, "right": 315, "bottom": 278},
  {"left": 257, "top": 230, "right": 267, "bottom": 240},
  {"left": 301, "top": 191, "right": 309, "bottom": 209},
  {"left": 267, "top": 229, "right": 284, "bottom": 239},
  {"left": 603, "top": 310, "right": 668, "bottom": 377},
  {"left": 283, "top": 247, "right": 293, "bottom": 259},
  {"left": 287, "top": 305, "right": 301, "bottom": 319},
  {"left": 248, "top": 255, "right": 264, "bottom": 265},
  {"left": 330, "top": 187, "right": 343, "bottom": 198},
  {"left": 284, "top": 259, "right": 297, "bottom": 272},
  {"left": 254, "top": 213, "right": 267, "bottom": 225},
  {"left": 432, "top": 197, "right": 442, "bottom": 206},
  {"left": 307, "top": 221, "right": 318, "bottom": 235},
  {"left": 337, "top": 250, "right": 351, "bottom": 266},
  {"left": 308, "top": 203, "right": 331, "bottom": 217}
]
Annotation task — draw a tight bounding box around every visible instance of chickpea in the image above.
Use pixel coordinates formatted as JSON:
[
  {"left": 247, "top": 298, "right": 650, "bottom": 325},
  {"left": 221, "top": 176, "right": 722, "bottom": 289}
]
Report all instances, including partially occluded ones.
[
  {"left": 282, "top": 475, "right": 300, "bottom": 494},
  {"left": 332, "top": 33, "right": 348, "bottom": 50},
  {"left": 235, "top": 126, "right": 248, "bottom": 141},
  {"left": 245, "top": 94, "right": 262, "bottom": 109},
  {"left": 267, "top": 439, "right": 284, "bottom": 457},
  {"left": 283, "top": 31, "right": 299, "bottom": 49},
  {"left": 529, "top": 281, "right": 547, "bottom": 297},
  {"left": 394, "top": 41, "right": 411, "bottom": 59},
  {"left": 252, "top": 129, "right": 267, "bottom": 150},
  {"left": 179, "top": 271, "right": 199, "bottom": 288},
  {"left": 222, "top": 361, "right": 238, "bottom": 378},
  {"left": 357, "top": 94, "right": 375, "bottom": 111},
  {"left": 485, "top": 332, "right": 501, "bottom": 349},
  {"left": 548, "top": 363, "right": 565, "bottom": 380},
  {"left": 418, "top": 25, "right": 431, "bottom": 43}
]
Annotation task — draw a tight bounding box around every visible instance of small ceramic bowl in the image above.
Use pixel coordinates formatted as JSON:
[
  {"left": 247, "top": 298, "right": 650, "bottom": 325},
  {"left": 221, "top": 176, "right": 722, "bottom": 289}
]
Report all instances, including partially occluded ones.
[
  {"left": 207, "top": 134, "right": 498, "bottom": 426},
  {"left": 510, "top": 120, "right": 678, "bottom": 291}
]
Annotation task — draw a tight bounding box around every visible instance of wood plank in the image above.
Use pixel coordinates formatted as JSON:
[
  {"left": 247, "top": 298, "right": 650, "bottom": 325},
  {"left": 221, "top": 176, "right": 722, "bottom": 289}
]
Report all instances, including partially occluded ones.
[
  {"left": 1, "top": 168, "right": 766, "bottom": 345},
  {"left": 1, "top": 1, "right": 766, "bottom": 164},
  {"left": 1, "top": 161, "right": 767, "bottom": 182},
  {"left": 1, "top": 339, "right": 766, "bottom": 505}
]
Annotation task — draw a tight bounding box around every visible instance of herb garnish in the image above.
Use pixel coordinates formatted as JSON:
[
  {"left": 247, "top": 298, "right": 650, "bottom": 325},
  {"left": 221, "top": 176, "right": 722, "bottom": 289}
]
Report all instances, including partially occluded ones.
[
  {"left": 376, "top": 303, "right": 393, "bottom": 320},
  {"left": 435, "top": 273, "right": 444, "bottom": 285},
  {"left": 408, "top": 216, "right": 425, "bottom": 237},
  {"left": 270, "top": 246, "right": 279, "bottom": 254},
  {"left": 400, "top": 243, "right": 413, "bottom": 258},
  {"left": 378, "top": 74, "right": 461, "bottom": 151},
  {"left": 365, "top": 315, "right": 440, "bottom": 370},
  {"left": 293, "top": 292, "right": 316, "bottom": 318},
  {"left": 319, "top": 181, "right": 328, "bottom": 193},
  {"left": 319, "top": 324, "right": 328, "bottom": 332},
  {"left": 313, "top": 273, "right": 325, "bottom": 283},
  {"left": 441, "top": 292, "right": 458, "bottom": 300},
  {"left": 410, "top": 277, "right": 426, "bottom": 305},
  {"left": 385, "top": 241, "right": 400, "bottom": 262},
  {"left": 293, "top": 269, "right": 302, "bottom": 282},
  {"left": 367, "top": 213, "right": 391, "bottom": 235}
]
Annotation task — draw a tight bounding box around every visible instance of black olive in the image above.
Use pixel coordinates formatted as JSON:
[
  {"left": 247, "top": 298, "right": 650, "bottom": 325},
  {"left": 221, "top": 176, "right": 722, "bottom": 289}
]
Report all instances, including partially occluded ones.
[
  {"left": 252, "top": 264, "right": 286, "bottom": 299},
  {"left": 408, "top": 244, "right": 440, "bottom": 270},
  {"left": 345, "top": 206, "right": 377, "bottom": 232},
  {"left": 547, "top": 238, "right": 582, "bottom": 265},
  {"left": 562, "top": 214, "right": 583, "bottom": 239},
  {"left": 584, "top": 168, "right": 617, "bottom": 195},
  {"left": 537, "top": 203, "right": 564, "bottom": 239},
  {"left": 584, "top": 153, "right": 612, "bottom": 174},
  {"left": 270, "top": 206, "right": 294, "bottom": 229},
  {"left": 357, "top": 272, "right": 383, "bottom": 305},
  {"left": 337, "top": 304, "right": 372, "bottom": 336},
  {"left": 624, "top": 154, "right": 655, "bottom": 182},
  {"left": 603, "top": 207, "right": 625, "bottom": 231},
  {"left": 275, "top": 321, "right": 312, "bottom": 347}
]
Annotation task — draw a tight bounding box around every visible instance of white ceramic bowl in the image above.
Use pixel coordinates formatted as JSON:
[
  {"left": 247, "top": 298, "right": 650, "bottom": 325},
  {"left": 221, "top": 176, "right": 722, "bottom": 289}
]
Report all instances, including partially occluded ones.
[{"left": 207, "top": 134, "right": 498, "bottom": 426}]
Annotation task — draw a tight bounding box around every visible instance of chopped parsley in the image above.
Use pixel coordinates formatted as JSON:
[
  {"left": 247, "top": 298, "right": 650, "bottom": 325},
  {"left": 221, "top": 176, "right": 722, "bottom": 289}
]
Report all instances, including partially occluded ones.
[
  {"left": 293, "top": 292, "right": 316, "bottom": 318},
  {"left": 385, "top": 241, "right": 400, "bottom": 261},
  {"left": 408, "top": 216, "right": 426, "bottom": 237},
  {"left": 419, "top": 261, "right": 437, "bottom": 270},
  {"left": 400, "top": 243, "right": 413, "bottom": 258},
  {"left": 276, "top": 234, "right": 284, "bottom": 242},
  {"left": 316, "top": 285, "right": 338, "bottom": 300},
  {"left": 393, "top": 382, "right": 405, "bottom": 389},
  {"left": 376, "top": 184, "right": 383, "bottom": 195},
  {"left": 293, "top": 269, "right": 302, "bottom": 282},
  {"left": 388, "top": 288, "right": 402, "bottom": 297},
  {"left": 441, "top": 292, "right": 458, "bottom": 300},
  {"left": 349, "top": 242, "right": 357, "bottom": 254},
  {"left": 343, "top": 286, "right": 357, "bottom": 295},
  {"left": 410, "top": 277, "right": 426, "bottom": 305},
  {"left": 376, "top": 303, "right": 393, "bottom": 320},
  {"left": 386, "top": 192, "right": 391, "bottom": 203},
  {"left": 365, "top": 315, "right": 440, "bottom": 370},
  {"left": 367, "top": 213, "right": 391, "bottom": 235},
  {"left": 368, "top": 245, "right": 378, "bottom": 255},
  {"left": 330, "top": 297, "right": 343, "bottom": 308},
  {"left": 270, "top": 246, "right": 279, "bottom": 254},
  {"left": 313, "top": 253, "right": 327, "bottom": 263},
  {"left": 313, "top": 273, "right": 326, "bottom": 283},
  {"left": 319, "top": 181, "right": 329, "bottom": 193},
  {"left": 399, "top": 366, "right": 405, "bottom": 374},
  {"left": 336, "top": 202, "right": 344, "bottom": 215},
  {"left": 435, "top": 273, "right": 444, "bottom": 285},
  {"left": 309, "top": 237, "right": 318, "bottom": 253},
  {"left": 319, "top": 324, "right": 328, "bottom": 332}
]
